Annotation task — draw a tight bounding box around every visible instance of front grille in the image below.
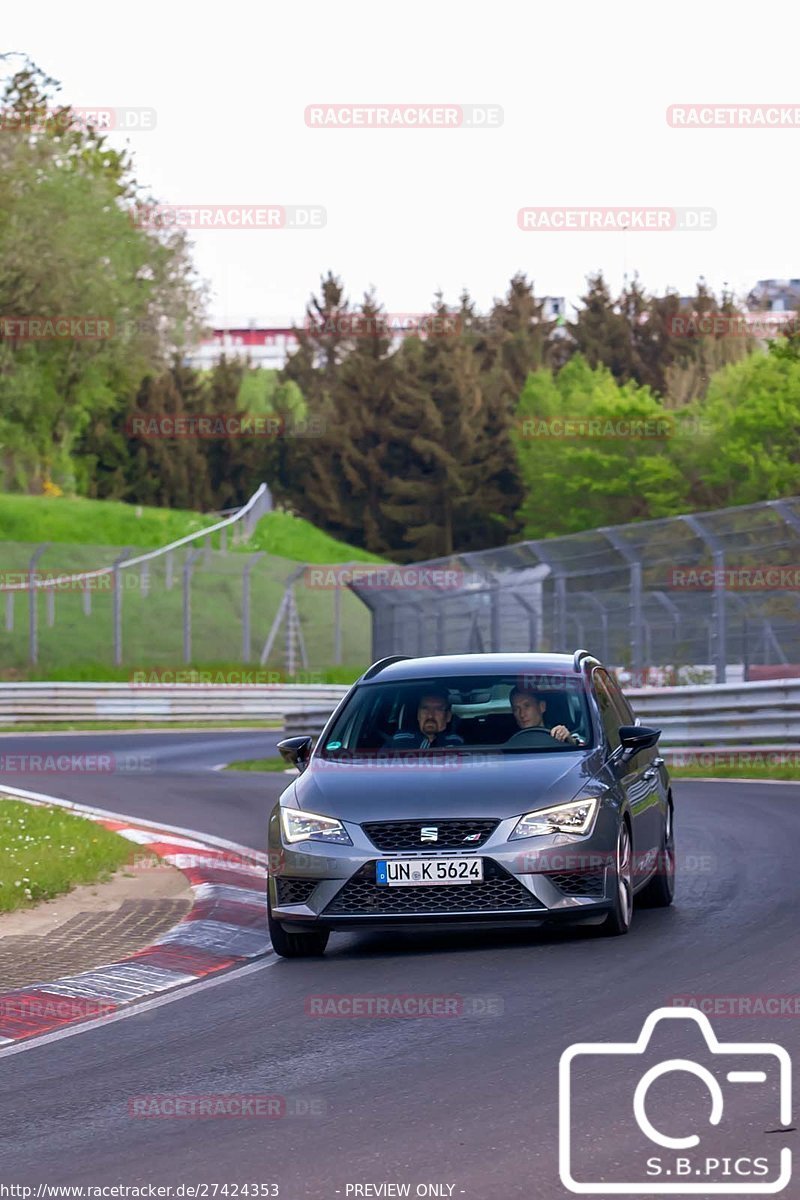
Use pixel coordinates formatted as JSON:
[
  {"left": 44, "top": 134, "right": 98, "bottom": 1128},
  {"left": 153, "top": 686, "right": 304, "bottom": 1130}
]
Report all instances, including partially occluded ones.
[
  {"left": 362, "top": 818, "right": 499, "bottom": 852},
  {"left": 323, "top": 860, "right": 544, "bottom": 916},
  {"left": 546, "top": 871, "right": 606, "bottom": 897},
  {"left": 275, "top": 877, "right": 317, "bottom": 905}
]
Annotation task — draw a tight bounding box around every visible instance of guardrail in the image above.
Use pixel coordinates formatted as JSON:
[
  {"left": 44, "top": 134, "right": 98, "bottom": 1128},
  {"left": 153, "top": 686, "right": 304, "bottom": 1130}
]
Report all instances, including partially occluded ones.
[
  {"left": 628, "top": 678, "right": 800, "bottom": 746},
  {"left": 1, "top": 679, "right": 799, "bottom": 749},
  {"left": 0, "top": 683, "right": 348, "bottom": 724}
]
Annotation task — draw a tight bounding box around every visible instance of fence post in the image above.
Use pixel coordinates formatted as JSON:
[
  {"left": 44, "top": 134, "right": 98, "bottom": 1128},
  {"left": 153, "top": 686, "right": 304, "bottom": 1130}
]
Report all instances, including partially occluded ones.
[
  {"left": 241, "top": 553, "right": 264, "bottom": 663},
  {"left": 333, "top": 583, "right": 342, "bottom": 665},
  {"left": 682, "top": 514, "right": 727, "bottom": 684},
  {"left": 5, "top": 592, "right": 13, "bottom": 633},
  {"left": 601, "top": 530, "right": 643, "bottom": 676},
  {"left": 28, "top": 544, "right": 48, "bottom": 665},
  {"left": 113, "top": 549, "right": 132, "bottom": 667},
  {"left": 183, "top": 548, "right": 202, "bottom": 664},
  {"left": 82, "top": 581, "right": 92, "bottom": 615}
]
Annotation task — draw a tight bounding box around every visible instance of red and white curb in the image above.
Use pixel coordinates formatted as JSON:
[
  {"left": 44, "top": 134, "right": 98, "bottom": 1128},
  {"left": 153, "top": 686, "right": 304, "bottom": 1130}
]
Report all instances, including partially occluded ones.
[{"left": 0, "top": 787, "right": 269, "bottom": 1045}]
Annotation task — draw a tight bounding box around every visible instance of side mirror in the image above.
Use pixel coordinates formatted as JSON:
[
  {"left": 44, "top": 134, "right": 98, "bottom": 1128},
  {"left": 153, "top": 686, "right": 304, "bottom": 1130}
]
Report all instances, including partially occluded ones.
[
  {"left": 617, "top": 724, "right": 661, "bottom": 762},
  {"left": 277, "top": 735, "right": 313, "bottom": 771}
]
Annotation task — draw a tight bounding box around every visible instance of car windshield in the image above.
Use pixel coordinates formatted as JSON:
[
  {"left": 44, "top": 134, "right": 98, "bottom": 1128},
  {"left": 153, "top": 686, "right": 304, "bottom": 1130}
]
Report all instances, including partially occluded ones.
[{"left": 319, "top": 673, "right": 593, "bottom": 756}]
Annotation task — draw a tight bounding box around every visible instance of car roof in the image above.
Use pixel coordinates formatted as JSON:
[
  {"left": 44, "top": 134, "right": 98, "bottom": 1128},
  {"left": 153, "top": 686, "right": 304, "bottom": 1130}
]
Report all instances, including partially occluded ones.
[{"left": 359, "top": 652, "right": 594, "bottom": 683}]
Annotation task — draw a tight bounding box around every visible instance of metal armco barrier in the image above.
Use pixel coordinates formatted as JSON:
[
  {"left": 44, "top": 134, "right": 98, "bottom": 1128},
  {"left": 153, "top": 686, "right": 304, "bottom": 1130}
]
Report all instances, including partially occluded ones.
[
  {"left": 0, "top": 683, "right": 348, "bottom": 724},
  {"left": 629, "top": 678, "right": 800, "bottom": 745},
  {"left": 1, "top": 679, "right": 799, "bottom": 746}
]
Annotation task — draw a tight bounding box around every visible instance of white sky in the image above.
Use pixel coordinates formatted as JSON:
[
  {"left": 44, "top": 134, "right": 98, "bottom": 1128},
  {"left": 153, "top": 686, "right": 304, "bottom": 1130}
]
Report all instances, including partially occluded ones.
[{"left": 4, "top": 0, "right": 799, "bottom": 324}]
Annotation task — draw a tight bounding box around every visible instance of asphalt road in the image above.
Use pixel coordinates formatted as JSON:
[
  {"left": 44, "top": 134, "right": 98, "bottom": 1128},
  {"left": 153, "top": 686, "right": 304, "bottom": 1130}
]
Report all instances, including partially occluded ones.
[{"left": 1, "top": 732, "right": 798, "bottom": 1198}]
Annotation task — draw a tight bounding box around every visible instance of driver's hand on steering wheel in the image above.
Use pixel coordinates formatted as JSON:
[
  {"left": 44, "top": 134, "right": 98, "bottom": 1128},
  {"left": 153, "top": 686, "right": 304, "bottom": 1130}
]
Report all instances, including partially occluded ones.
[{"left": 549, "top": 724, "right": 572, "bottom": 742}]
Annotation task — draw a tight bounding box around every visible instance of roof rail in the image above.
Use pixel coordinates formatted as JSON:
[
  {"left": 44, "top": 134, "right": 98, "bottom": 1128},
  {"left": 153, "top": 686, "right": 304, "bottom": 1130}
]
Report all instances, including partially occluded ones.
[
  {"left": 572, "top": 648, "right": 594, "bottom": 671},
  {"left": 361, "top": 655, "right": 412, "bottom": 681}
]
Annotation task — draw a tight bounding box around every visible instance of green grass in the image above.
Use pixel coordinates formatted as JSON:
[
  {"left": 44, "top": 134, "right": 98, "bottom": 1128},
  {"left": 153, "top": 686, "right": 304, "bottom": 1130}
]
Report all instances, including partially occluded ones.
[
  {"left": 0, "top": 494, "right": 216, "bottom": 548},
  {"left": 224, "top": 757, "right": 293, "bottom": 772},
  {"left": 242, "top": 510, "right": 385, "bottom": 564},
  {"left": 0, "top": 492, "right": 384, "bottom": 564},
  {"left": 0, "top": 798, "right": 141, "bottom": 912},
  {"left": 669, "top": 762, "right": 800, "bottom": 781}
]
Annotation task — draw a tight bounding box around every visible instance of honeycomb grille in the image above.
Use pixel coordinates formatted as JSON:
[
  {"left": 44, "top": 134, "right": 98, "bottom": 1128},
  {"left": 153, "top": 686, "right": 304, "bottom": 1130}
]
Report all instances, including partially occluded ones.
[
  {"left": 324, "top": 860, "right": 544, "bottom": 916},
  {"left": 545, "top": 871, "right": 606, "bottom": 897},
  {"left": 275, "top": 877, "right": 317, "bottom": 905}
]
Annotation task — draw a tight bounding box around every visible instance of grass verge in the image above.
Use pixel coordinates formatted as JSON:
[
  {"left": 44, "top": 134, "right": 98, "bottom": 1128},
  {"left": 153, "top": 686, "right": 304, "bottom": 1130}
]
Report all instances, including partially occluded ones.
[
  {"left": 669, "top": 762, "right": 800, "bottom": 781},
  {"left": 223, "top": 757, "right": 292, "bottom": 772},
  {"left": 0, "top": 798, "right": 140, "bottom": 912}
]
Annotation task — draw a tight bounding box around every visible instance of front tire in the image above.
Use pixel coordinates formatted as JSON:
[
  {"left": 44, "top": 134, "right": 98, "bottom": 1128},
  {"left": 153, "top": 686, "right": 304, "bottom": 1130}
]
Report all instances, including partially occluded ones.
[
  {"left": 598, "top": 819, "right": 634, "bottom": 936},
  {"left": 268, "top": 899, "right": 329, "bottom": 958},
  {"left": 638, "top": 800, "right": 675, "bottom": 908}
]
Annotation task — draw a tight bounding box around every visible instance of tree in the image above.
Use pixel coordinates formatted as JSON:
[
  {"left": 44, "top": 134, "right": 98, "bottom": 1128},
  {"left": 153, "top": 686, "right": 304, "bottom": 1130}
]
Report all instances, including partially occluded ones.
[
  {"left": 674, "top": 332, "right": 800, "bottom": 509},
  {"left": 383, "top": 297, "right": 485, "bottom": 558},
  {"left": 568, "top": 273, "right": 637, "bottom": 384},
  {"left": 0, "top": 60, "right": 206, "bottom": 492},
  {"left": 513, "top": 356, "right": 687, "bottom": 537}
]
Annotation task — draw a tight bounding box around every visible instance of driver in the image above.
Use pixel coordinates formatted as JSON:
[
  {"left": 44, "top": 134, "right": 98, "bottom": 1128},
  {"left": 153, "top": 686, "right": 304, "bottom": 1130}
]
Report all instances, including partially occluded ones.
[
  {"left": 392, "top": 689, "right": 464, "bottom": 749},
  {"left": 509, "top": 686, "right": 577, "bottom": 743}
]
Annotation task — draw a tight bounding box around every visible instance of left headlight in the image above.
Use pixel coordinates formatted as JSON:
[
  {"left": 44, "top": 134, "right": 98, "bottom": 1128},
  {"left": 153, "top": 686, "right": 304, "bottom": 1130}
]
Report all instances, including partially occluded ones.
[
  {"left": 280, "top": 805, "right": 352, "bottom": 845},
  {"left": 509, "top": 796, "right": 599, "bottom": 840}
]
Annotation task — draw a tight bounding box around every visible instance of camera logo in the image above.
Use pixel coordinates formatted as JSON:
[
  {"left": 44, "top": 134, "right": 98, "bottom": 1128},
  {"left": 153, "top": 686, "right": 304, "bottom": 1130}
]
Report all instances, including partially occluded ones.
[{"left": 559, "top": 1007, "right": 792, "bottom": 1193}]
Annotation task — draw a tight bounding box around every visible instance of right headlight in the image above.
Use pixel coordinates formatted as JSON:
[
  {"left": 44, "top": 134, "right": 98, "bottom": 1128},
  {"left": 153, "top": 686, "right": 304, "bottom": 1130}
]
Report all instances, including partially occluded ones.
[
  {"left": 280, "top": 806, "right": 352, "bottom": 845},
  {"left": 509, "top": 796, "right": 599, "bottom": 840}
]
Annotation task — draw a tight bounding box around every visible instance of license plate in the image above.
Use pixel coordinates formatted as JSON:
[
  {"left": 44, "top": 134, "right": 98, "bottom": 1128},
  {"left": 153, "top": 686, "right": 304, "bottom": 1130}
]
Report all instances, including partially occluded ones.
[{"left": 376, "top": 858, "right": 484, "bottom": 886}]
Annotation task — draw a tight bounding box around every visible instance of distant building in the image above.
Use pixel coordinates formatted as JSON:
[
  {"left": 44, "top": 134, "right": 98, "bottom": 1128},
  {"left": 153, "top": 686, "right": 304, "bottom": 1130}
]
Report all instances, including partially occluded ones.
[
  {"left": 746, "top": 279, "right": 800, "bottom": 312},
  {"left": 542, "top": 296, "right": 566, "bottom": 321},
  {"left": 187, "top": 326, "right": 298, "bottom": 370}
]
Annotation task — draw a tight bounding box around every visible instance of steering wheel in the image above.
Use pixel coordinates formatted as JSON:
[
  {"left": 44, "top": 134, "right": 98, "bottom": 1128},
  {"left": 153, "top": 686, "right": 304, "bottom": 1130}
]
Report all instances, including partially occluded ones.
[{"left": 505, "top": 727, "right": 563, "bottom": 746}]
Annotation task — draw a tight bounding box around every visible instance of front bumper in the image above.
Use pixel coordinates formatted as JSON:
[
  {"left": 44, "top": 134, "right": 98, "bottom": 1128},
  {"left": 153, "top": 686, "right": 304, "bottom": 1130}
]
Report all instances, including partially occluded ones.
[{"left": 268, "top": 806, "right": 618, "bottom": 932}]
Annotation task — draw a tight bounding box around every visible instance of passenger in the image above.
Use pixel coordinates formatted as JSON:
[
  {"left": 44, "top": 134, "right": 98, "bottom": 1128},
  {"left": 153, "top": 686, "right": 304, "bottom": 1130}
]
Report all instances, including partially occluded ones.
[
  {"left": 508, "top": 686, "right": 578, "bottom": 743},
  {"left": 392, "top": 690, "right": 464, "bottom": 748}
]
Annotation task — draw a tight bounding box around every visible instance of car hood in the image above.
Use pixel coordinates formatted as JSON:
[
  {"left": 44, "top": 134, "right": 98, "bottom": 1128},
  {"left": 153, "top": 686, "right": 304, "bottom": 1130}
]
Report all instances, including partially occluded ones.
[{"left": 286, "top": 750, "right": 604, "bottom": 822}]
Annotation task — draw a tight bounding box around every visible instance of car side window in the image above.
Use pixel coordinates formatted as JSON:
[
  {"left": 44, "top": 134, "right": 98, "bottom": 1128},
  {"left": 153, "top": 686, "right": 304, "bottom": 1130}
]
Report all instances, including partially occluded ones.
[
  {"left": 601, "top": 669, "right": 635, "bottom": 727},
  {"left": 593, "top": 671, "right": 621, "bottom": 752}
]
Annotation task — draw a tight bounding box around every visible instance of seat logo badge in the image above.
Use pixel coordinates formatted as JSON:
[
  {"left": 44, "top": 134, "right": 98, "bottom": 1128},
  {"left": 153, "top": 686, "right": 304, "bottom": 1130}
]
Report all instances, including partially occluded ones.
[{"left": 421, "top": 827, "right": 438, "bottom": 842}]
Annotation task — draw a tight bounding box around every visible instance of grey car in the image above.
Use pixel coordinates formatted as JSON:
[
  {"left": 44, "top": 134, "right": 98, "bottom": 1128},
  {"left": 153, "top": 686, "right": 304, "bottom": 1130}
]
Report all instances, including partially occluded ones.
[{"left": 267, "top": 651, "right": 674, "bottom": 957}]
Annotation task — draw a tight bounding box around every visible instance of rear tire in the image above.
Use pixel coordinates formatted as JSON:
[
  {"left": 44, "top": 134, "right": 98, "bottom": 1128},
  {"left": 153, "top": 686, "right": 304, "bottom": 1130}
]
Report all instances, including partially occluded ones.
[
  {"left": 598, "top": 820, "right": 634, "bottom": 937},
  {"left": 268, "top": 899, "right": 329, "bottom": 958},
  {"left": 638, "top": 800, "right": 675, "bottom": 908}
]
